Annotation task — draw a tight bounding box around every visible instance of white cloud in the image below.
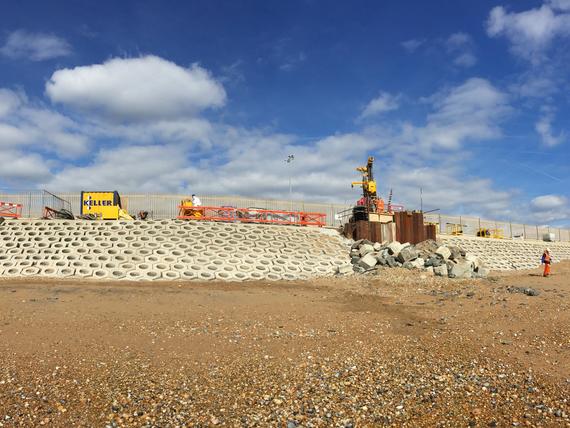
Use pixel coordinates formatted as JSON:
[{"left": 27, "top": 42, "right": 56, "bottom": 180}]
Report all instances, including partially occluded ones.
[
  {"left": 41, "top": 127, "right": 385, "bottom": 202},
  {"left": 219, "top": 60, "right": 246, "bottom": 85},
  {"left": 531, "top": 194, "right": 567, "bottom": 210},
  {"left": 486, "top": 4, "right": 570, "bottom": 63},
  {"left": 414, "top": 78, "right": 510, "bottom": 150},
  {"left": 511, "top": 72, "right": 558, "bottom": 98},
  {"left": 402, "top": 34, "right": 477, "bottom": 67},
  {"left": 401, "top": 39, "right": 425, "bottom": 53},
  {"left": 446, "top": 32, "right": 477, "bottom": 68},
  {"left": 0, "top": 30, "right": 71, "bottom": 61},
  {"left": 429, "top": 78, "right": 507, "bottom": 122},
  {"left": 360, "top": 92, "right": 400, "bottom": 119},
  {"left": 209, "top": 132, "right": 377, "bottom": 200},
  {"left": 266, "top": 37, "right": 307, "bottom": 72},
  {"left": 47, "top": 144, "right": 191, "bottom": 192},
  {"left": 0, "top": 149, "right": 51, "bottom": 183},
  {"left": 0, "top": 123, "right": 33, "bottom": 147},
  {"left": 453, "top": 52, "right": 477, "bottom": 67},
  {"left": 446, "top": 32, "right": 471, "bottom": 48},
  {"left": 0, "top": 88, "right": 90, "bottom": 158},
  {"left": 46, "top": 56, "right": 226, "bottom": 122},
  {"left": 529, "top": 194, "right": 569, "bottom": 222},
  {"left": 548, "top": 0, "right": 570, "bottom": 11},
  {"left": 0, "top": 89, "right": 25, "bottom": 117},
  {"left": 535, "top": 114, "right": 565, "bottom": 146},
  {"left": 22, "top": 108, "right": 90, "bottom": 158},
  {"left": 385, "top": 162, "right": 514, "bottom": 219},
  {"left": 279, "top": 52, "right": 307, "bottom": 71}
]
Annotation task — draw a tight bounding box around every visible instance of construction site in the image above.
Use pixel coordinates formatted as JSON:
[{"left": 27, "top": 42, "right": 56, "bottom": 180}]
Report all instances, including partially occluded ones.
[{"left": 1, "top": 157, "right": 569, "bottom": 427}]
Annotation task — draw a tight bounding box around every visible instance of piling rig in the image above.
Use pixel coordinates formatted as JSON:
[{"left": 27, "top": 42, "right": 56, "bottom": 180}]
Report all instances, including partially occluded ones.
[{"left": 351, "top": 156, "right": 385, "bottom": 220}]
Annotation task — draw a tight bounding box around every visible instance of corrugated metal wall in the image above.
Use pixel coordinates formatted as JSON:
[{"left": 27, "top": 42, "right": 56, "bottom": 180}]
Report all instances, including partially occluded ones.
[{"left": 1, "top": 190, "right": 568, "bottom": 241}]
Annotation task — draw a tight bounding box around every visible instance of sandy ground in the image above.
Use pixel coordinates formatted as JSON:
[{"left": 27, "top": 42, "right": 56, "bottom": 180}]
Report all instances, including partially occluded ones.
[{"left": 0, "top": 263, "right": 569, "bottom": 427}]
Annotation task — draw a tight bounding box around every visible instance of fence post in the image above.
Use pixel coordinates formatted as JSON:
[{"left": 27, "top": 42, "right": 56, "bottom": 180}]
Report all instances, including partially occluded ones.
[
  {"left": 523, "top": 224, "right": 526, "bottom": 240},
  {"left": 27, "top": 192, "right": 32, "bottom": 218},
  {"left": 509, "top": 221, "right": 512, "bottom": 239},
  {"left": 536, "top": 225, "right": 539, "bottom": 240}
]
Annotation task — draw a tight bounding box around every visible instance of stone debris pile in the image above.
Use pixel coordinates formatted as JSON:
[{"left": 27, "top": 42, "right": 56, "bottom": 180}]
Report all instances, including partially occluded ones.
[{"left": 344, "top": 239, "right": 489, "bottom": 278}]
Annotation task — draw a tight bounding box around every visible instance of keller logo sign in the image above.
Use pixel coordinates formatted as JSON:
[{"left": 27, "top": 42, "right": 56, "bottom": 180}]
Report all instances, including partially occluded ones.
[
  {"left": 83, "top": 197, "right": 114, "bottom": 209},
  {"left": 80, "top": 191, "right": 122, "bottom": 218}
]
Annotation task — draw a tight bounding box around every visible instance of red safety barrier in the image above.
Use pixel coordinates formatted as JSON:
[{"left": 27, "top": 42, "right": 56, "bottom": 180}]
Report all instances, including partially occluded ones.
[
  {"left": 0, "top": 201, "right": 23, "bottom": 219},
  {"left": 178, "top": 205, "right": 326, "bottom": 227}
]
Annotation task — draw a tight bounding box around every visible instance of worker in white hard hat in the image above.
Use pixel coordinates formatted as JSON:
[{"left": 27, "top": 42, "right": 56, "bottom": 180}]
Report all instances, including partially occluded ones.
[
  {"left": 541, "top": 248, "right": 552, "bottom": 277},
  {"left": 191, "top": 194, "right": 202, "bottom": 207}
]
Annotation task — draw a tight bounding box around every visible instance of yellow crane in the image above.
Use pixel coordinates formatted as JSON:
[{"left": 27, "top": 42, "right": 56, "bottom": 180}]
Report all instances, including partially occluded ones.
[{"left": 351, "top": 156, "right": 384, "bottom": 213}]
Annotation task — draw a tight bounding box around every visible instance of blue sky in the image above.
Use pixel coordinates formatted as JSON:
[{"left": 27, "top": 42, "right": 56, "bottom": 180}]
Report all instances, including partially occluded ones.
[{"left": 0, "top": 0, "right": 569, "bottom": 226}]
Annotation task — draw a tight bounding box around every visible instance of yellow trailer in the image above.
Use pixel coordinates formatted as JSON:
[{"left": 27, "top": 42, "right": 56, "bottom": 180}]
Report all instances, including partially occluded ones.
[{"left": 80, "top": 191, "right": 132, "bottom": 220}]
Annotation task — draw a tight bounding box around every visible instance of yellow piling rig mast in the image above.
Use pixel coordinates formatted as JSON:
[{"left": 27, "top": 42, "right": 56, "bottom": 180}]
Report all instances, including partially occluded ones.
[{"left": 351, "top": 156, "right": 384, "bottom": 214}]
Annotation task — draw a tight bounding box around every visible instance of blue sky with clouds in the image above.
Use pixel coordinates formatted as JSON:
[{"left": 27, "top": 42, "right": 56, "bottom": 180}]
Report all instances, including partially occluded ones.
[{"left": 0, "top": 0, "right": 568, "bottom": 225}]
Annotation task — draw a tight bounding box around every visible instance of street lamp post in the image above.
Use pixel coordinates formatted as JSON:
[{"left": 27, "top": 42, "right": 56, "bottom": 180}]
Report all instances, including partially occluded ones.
[{"left": 285, "top": 154, "right": 295, "bottom": 211}]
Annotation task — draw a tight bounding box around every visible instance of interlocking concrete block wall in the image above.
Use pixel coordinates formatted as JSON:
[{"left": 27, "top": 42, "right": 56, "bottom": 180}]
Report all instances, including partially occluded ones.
[
  {"left": 439, "top": 236, "right": 570, "bottom": 271},
  {"left": 0, "top": 220, "right": 349, "bottom": 281}
]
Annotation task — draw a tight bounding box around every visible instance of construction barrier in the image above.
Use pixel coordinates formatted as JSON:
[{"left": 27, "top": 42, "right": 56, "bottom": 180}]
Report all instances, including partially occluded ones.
[
  {"left": 177, "top": 206, "right": 326, "bottom": 227},
  {"left": 0, "top": 201, "right": 23, "bottom": 219}
]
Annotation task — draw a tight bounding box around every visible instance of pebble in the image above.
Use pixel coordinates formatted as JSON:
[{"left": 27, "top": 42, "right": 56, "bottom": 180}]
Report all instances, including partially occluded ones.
[{"left": 1, "top": 263, "right": 569, "bottom": 426}]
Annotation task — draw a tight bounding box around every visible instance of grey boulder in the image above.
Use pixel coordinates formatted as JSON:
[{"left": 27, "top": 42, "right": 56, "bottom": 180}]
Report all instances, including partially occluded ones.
[
  {"left": 387, "top": 241, "right": 404, "bottom": 257},
  {"left": 433, "top": 264, "right": 448, "bottom": 277},
  {"left": 385, "top": 255, "right": 397, "bottom": 267},
  {"left": 358, "top": 253, "right": 378, "bottom": 269},
  {"left": 449, "top": 260, "right": 473, "bottom": 279},
  {"left": 435, "top": 246, "right": 451, "bottom": 260},
  {"left": 397, "top": 246, "right": 419, "bottom": 263},
  {"left": 359, "top": 244, "right": 375, "bottom": 257}
]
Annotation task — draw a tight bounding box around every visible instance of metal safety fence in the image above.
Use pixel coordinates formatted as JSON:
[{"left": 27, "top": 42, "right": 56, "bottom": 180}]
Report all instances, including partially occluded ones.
[
  {"left": 0, "top": 191, "right": 352, "bottom": 227},
  {"left": 424, "top": 213, "right": 570, "bottom": 242},
  {"left": 0, "top": 190, "right": 568, "bottom": 241}
]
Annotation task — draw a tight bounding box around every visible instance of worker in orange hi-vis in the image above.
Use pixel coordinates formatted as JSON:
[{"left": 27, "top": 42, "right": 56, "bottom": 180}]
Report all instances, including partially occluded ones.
[
  {"left": 541, "top": 248, "right": 552, "bottom": 277},
  {"left": 375, "top": 198, "right": 385, "bottom": 213}
]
